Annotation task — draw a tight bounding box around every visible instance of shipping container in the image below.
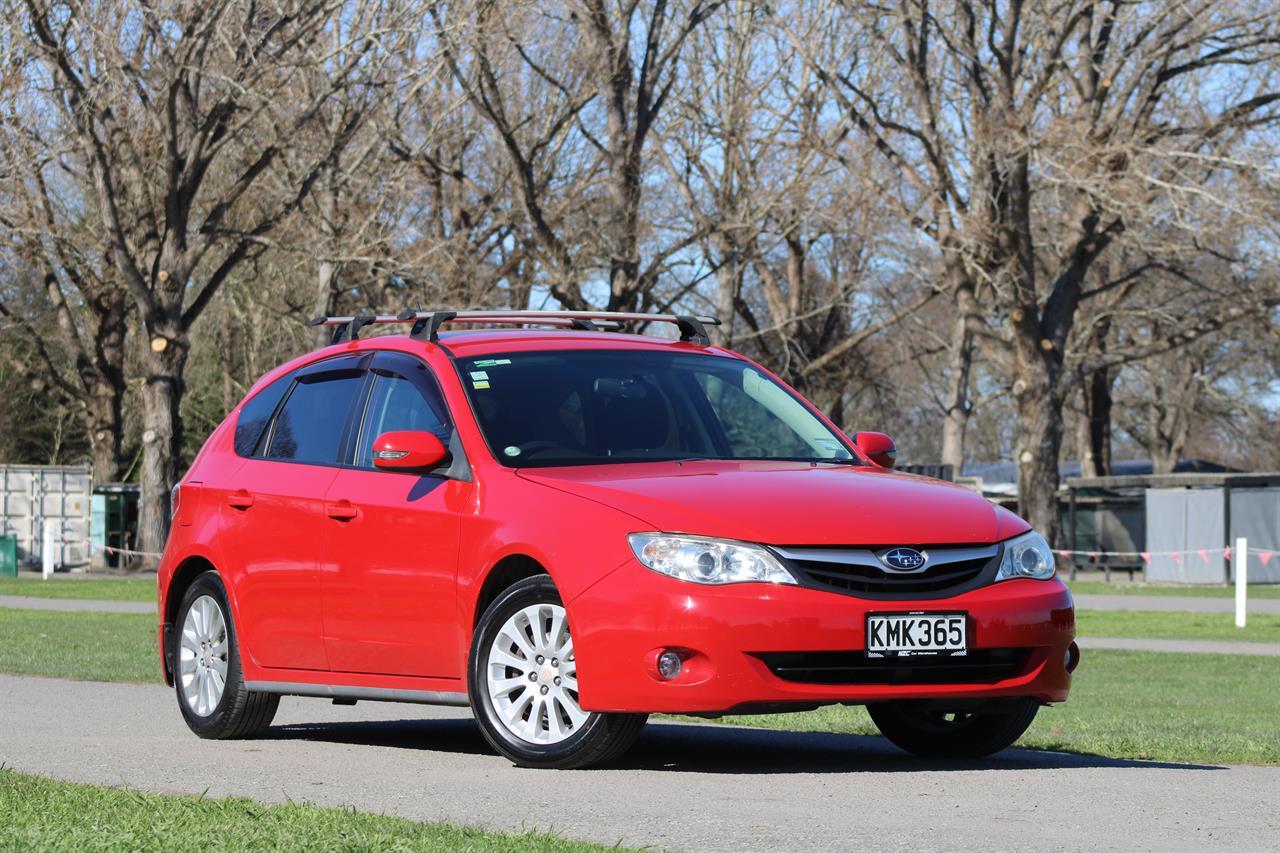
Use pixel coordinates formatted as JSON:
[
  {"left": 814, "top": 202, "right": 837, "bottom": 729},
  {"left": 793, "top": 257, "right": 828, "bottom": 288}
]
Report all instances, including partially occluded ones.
[{"left": 0, "top": 465, "right": 92, "bottom": 569}]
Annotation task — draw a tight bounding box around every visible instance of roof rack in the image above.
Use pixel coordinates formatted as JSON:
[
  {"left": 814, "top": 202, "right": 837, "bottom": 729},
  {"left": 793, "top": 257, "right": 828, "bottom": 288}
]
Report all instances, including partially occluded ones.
[{"left": 307, "top": 310, "right": 720, "bottom": 346}]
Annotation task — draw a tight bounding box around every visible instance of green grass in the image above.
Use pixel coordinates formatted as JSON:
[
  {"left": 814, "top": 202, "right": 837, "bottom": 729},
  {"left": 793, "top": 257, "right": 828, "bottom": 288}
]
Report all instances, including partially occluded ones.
[
  {"left": 0, "top": 767, "right": 619, "bottom": 852},
  {"left": 1078, "top": 609, "right": 1280, "bottom": 643},
  {"left": 699, "top": 649, "right": 1280, "bottom": 766},
  {"left": 0, "top": 609, "right": 157, "bottom": 683},
  {"left": 1069, "top": 579, "right": 1280, "bottom": 599},
  {"left": 0, "top": 576, "right": 155, "bottom": 602}
]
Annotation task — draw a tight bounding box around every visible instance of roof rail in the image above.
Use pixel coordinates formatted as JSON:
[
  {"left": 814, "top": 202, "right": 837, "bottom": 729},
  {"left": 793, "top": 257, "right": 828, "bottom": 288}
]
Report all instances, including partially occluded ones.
[
  {"left": 307, "top": 314, "right": 400, "bottom": 345},
  {"left": 398, "top": 310, "right": 719, "bottom": 345},
  {"left": 308, "top": 309, "right": 720, "bottom": 346}
]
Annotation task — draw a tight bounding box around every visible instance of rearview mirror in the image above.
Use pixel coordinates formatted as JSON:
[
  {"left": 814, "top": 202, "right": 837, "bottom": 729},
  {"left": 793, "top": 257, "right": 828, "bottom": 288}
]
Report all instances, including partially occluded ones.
[
  {"left": 854, "top": 432, "right": 898, "bottom": 469},
  {"left": 372, "top": 430, "right": 448, "bottom": 471}
]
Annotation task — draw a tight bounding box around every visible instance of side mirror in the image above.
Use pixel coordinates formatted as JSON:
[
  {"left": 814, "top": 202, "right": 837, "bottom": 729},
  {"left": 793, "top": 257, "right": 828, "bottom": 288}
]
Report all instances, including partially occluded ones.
[
  {"left": 372, "top": 430, "right": 448, "bottom": 471},
  {"left": 854, "top": 432, "right": 898, "bottom": 469}
]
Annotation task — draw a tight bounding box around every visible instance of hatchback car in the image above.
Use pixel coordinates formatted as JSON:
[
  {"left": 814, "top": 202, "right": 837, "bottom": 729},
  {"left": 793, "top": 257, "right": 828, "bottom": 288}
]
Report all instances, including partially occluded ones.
[{"left": 158, "top": 309, "right": 1077, "bottom": 768}]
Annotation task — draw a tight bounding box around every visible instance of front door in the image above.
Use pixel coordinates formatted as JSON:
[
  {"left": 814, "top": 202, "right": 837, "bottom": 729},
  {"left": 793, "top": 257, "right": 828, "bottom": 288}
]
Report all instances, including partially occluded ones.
[{"left": 321, "top": 351, "right": 469, "bottom": 678}]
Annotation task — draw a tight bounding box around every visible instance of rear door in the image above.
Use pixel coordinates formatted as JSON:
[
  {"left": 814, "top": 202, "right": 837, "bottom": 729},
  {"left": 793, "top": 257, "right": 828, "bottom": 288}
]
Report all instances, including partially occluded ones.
[
  {"left": 222, "top": 355, "right": 367, "bottom": 671},
  {"left": 321, "top": 351, "right": 469, "bottom": 678}
]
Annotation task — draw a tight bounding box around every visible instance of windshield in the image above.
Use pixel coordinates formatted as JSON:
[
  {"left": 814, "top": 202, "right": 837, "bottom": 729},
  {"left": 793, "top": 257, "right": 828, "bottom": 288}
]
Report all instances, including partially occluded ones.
[{"left": 458, "top": 350, "right": 859, "bottom": 468}]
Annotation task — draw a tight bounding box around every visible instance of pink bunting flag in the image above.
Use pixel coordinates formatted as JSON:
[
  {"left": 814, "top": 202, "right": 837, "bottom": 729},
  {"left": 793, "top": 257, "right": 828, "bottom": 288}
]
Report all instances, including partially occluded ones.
[
  {"left": 1171, "top": 552, "right": 1182, "bottom": 565},
  {"left": 1261, "top": 551, "right": 1275, "bottom": 567},
  {"left": 1057, "top": 550, "right": 1069, "bottom": 558},
  {"left": 1224, "top": 549, "right": 1231, "bottom": 562},
  {"left": 1140, "top": 551, "right": 1151, "bottom": 564},
  {"left": 1197, "top": 548, "right": 1209, "bottom": 563},
  {"left": 1088, "top": 551, "right": 1098, "bottom": 560}
]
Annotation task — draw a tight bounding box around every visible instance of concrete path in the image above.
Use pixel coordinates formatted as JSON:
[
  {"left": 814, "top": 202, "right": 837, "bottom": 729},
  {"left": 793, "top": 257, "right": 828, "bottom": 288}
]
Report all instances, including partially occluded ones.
[
  {"left": 1074, "top": 593, "right": 1280, "bottom": 615},
  {"left": 0, "top": 594, "right": 152, "bottom": 614},
  {"left": 1079, "top": 636, "right": 1280, "bottom": 657},
  {"left": 3, "top": 674, "right": 1277, "bottom": 852}
]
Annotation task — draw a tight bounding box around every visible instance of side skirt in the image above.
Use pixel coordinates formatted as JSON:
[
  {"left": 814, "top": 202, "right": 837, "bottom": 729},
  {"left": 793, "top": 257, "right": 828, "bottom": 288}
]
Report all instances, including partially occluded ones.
[{"left": 245, "top": 680, "right": 470, "bottom": 707}]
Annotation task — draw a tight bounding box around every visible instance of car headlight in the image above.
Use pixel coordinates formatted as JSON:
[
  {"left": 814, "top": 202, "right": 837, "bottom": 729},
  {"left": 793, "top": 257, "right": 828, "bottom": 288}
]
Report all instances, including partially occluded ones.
[
  {"left": 628, "top": 533, "right": 797, "bottom": 585},
  {"left": 996, "top": 530, "right": 1056, "bottom": 581}
]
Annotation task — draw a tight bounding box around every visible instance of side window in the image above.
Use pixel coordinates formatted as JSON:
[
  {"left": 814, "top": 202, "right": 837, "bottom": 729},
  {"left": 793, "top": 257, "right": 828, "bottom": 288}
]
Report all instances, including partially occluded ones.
[
  {"left": 354, "top": 371, "right": 453, "bottom": 468},
  {"left": 266, "top": 373, "right": 364, "bottom": 464},
  {"left": 234, "top": 375, "right": 291, "bottom": 457},
  {"left": 695, "top": 371, "right": 813, "bottom": 458}
]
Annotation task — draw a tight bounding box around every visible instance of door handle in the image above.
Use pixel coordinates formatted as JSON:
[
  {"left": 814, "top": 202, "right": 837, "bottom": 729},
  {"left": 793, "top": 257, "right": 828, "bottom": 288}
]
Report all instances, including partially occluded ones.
[
  {"left": 325, "top": 499, "right": 358, "bottom": 521},
  {"left": 226, "top": 490, "right": 254, "bottom": 510}
]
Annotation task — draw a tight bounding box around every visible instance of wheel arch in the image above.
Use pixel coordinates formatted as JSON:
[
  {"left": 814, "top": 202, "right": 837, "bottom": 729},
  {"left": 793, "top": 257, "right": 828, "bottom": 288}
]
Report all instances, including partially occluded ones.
[
  {"left": 471, "top": 553, "right": 552, "bottom": 629},
  {"left": 161, "top": 554, "right": 224, "bottom": 685}
]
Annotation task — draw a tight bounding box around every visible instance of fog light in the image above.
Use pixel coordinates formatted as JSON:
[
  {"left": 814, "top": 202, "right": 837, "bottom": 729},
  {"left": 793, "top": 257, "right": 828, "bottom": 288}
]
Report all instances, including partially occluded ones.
[
  {"left": 1064, "top": 642, "right": 1080, "bottom": 674},
  {"left": 657, "top": 650, "right": 683, "bottom": 680}
]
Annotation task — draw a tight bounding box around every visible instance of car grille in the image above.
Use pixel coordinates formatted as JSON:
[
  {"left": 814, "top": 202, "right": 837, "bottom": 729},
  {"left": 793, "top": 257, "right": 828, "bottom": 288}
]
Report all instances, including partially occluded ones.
[
  {"left": 770, "top": 543, "right": 1001, "bottom": 600},
  {"left": 757, "top": 648, "right": 1033, "bottom": 686}
]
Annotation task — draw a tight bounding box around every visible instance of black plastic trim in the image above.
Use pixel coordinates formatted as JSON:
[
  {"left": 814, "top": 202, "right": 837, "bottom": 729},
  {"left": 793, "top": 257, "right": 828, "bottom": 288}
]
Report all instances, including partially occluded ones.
[
  {"left": 758, "top": 647, "right": 1034, "bottom": 686},
  {"left": 773, "top": 543, "right": 1004, "bottom": 601}
]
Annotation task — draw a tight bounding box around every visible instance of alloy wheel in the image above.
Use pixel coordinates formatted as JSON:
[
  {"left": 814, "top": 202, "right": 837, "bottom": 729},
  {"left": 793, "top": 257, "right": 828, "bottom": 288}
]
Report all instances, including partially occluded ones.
[
  {"left": 179, "top": 594, "right": 229, "bottom": 717},
  {"left": 485, "top": 603, "right": 587, "bottom": 744}
]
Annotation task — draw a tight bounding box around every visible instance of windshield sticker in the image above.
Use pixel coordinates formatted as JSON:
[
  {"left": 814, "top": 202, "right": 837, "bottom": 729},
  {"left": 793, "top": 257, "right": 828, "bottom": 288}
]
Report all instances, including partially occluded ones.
[
  {"left": 472, "top": 359, "right": 511, "bottom": 368},
  {"left": 472, "top": 379, "right": 490, "bottom": 390},
  {"left": 469, "top": 370, "right": 489, "bottom": 381},
  {"left": 504, "top": 445, "right": 521, "bottom": 457}
]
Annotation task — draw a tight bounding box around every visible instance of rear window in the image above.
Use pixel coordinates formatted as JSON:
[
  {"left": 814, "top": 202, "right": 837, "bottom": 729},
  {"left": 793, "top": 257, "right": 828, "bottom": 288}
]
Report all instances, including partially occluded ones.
[
  {"left": 265, "top": 374, "right": 364, "bottom": 465},
  {"left": 234, "top": 376, "right": 291, "bottom": 457}
]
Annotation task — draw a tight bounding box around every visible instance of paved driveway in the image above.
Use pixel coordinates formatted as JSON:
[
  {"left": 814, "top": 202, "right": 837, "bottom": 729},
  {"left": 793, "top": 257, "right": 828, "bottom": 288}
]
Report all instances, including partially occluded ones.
[{"left": 2, "top": 674, "right": 1277, "bottom": 851}]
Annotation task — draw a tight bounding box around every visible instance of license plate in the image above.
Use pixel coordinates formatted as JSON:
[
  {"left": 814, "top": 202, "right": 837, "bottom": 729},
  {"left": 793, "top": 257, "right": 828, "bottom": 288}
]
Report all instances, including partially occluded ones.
[{"left": 866, "top": 612, "right": 967, "bottom": 658}]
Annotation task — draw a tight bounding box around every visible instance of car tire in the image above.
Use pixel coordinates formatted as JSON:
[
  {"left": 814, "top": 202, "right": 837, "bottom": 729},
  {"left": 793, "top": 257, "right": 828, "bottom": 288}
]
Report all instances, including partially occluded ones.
[
  {"left": 468, "top": 575, "right": 647, "bottom": 769},
  {"left": 867, "top": 698, "right": 1039, "bottom": 758},
  {"left": 173, "top": 571, "right": 279, "bottom": 739}
]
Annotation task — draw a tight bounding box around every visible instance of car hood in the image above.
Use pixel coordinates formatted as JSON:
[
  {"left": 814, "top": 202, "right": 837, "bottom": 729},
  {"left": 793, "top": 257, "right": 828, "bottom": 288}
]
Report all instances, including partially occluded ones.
[{"left": 518, "top": 460, "right": 1028, "bottom": 546}]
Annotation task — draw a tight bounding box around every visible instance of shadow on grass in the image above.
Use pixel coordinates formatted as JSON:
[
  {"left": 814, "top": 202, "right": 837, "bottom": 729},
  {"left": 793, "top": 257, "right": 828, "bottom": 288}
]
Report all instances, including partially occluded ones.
[{"left": 269, "top": 716, "right": 1222, "bottom": 774}]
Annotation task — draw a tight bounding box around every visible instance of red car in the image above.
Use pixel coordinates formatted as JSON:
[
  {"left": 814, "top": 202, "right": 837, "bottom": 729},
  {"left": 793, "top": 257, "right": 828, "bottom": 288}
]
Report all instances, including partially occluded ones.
[{"left": 158, "top": 310, "right": 1077, "bottom": 769}]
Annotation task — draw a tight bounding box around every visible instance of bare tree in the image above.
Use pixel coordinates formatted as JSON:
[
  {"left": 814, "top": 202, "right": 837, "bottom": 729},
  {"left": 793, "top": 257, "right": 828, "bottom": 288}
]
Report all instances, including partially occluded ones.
[
  {"left": 0, "top": 116, "right": 133, "bottom": 480},
  {"left": 382, "top": 48, "right": 530, "bottom": 313},
  {"left": 434, "top": 0, "right": 722, "bottom": 312},
  {"left": 15, "top": 0, "right": 404, "bottom": 554},
  {"left": 794, "top": 0, "right": 1280, "bottom": 540}
]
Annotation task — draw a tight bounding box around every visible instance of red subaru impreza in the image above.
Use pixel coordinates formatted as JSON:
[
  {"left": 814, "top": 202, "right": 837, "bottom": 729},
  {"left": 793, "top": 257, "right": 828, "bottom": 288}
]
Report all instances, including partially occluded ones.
[{"left": 158, "top": 310, "right": 1076, "bottom": 768}]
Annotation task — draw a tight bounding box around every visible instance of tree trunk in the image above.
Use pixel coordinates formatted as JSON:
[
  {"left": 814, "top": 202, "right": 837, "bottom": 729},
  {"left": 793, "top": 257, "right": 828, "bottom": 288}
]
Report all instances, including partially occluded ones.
[
  {"left": 44, "top": 275, "right": 131, "bottom": 481},
  {"left": 1015, "top": 384, "right": 1066, "bottom": 546},
  {"left": 84, "top": 293, "right": 129, "bottom": 482},
  {"left": 86, "top": 391, "right": 126, "bottom": 482},
  {"left": 311, "top": 176, "right": 341, "bottom": 347},
  {"left": 1082, "top": 366, "right": 1113, "bottom": 476},
  {"left": 1151, "top": 441, "right": 1179, "bottom": 475},
  {"left": 1011, "top": 318, "right": 1066, "bottom": 545},
  {"left": 1076, "top": 387, "right": 1098, "bottom": 478},
  {"left": 136, "top": 327, "right": 189, "bottom": 563},
  {"left": 1148, "top": 403, "right": 1188, "bottom": 475},
  {"left": 711, "top": 236, "right": 739, "bottom": 347},
  {"left": 939, "top": 315, "right": 973, "bottom": 471}
]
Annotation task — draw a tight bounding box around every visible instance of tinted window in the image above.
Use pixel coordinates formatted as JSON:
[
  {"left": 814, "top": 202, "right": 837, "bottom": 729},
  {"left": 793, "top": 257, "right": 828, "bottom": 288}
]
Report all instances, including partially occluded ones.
[
  {"left": 266, "top": 374, "right": 364, "bottom": 464},
  {"left": 234, "top": 375, "right": 291, "bottom": 457},
  {"left": 696, "top": 372, "right": 815, "bottom": 459},
  {"left": 459, "top": 350, "right": 856, "bottom": 468},
  {"left": 354, "top": 372, "right": 453, "bottom": 468}
]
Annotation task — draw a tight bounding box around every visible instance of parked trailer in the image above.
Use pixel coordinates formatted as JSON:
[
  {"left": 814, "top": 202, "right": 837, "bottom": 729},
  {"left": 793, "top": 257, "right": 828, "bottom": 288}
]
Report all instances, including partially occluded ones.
[{"left": 0, "top": 465, "right": 92, "bottom": 569}]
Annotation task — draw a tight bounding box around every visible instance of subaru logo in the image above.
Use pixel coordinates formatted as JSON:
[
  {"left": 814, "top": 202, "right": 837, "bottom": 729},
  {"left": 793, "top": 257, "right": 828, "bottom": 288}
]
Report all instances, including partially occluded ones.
[{"left": 880, "top": 547, "right": 927, "bottom": 571}]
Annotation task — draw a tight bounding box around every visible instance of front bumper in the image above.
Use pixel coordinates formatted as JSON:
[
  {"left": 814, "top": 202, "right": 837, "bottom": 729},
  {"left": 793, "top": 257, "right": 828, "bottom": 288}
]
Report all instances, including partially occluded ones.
[{"left": 569, "top": 562, "right": 1075, "bottom": 714}]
